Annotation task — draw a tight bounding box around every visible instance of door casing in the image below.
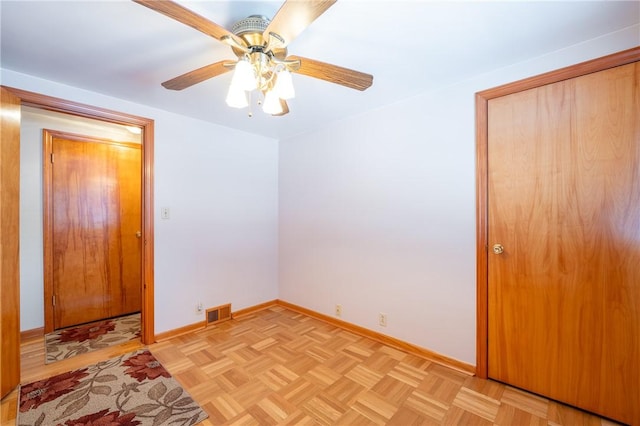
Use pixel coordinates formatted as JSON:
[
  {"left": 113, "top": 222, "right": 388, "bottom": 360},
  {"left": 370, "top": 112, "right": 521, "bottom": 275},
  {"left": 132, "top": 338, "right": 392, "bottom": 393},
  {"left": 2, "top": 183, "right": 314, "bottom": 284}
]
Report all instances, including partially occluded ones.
[
  {"left": 1, "top": 86, "right": 155, "bottom": 345},
  {"left": 0, "top": 87, "right": 21, "bottom": 398}
]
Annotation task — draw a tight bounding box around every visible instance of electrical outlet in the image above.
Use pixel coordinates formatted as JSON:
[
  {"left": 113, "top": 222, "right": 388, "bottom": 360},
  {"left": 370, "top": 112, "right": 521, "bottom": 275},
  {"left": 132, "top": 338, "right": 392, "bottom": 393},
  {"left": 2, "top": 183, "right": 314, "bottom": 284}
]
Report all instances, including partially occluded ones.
[
  {"left": 335, "top": 304, "right": 342, "bottom": 317},
  {"left": 197, "top": 302, "right": 203, "bottom": 313},
  {"left": 379, "top": 313, "right": 387, "bottom": 327}
]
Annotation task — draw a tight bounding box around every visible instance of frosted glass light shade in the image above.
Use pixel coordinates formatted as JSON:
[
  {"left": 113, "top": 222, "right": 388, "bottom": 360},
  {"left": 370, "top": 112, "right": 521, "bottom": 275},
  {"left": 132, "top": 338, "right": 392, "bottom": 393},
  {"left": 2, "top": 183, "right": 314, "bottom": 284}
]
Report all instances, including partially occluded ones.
[
  {"left": 274, "top": 70, "right": 295, "bottom": 100},
  {"left": 262, "top": 90, "right": 283, "bottom": 115},
  {"left": 230, "top": 59, "right": 257, "bottom": 91},
  {"left": 225, "top": 85, "right": 248, "bottom": 108}
]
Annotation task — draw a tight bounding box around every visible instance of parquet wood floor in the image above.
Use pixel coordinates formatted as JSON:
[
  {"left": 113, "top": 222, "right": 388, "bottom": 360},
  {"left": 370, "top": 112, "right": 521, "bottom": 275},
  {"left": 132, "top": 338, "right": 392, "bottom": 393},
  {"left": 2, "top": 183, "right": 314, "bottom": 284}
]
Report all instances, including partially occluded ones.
[{"left": 1, "top": 306, "right": 621, "bottom": 425}]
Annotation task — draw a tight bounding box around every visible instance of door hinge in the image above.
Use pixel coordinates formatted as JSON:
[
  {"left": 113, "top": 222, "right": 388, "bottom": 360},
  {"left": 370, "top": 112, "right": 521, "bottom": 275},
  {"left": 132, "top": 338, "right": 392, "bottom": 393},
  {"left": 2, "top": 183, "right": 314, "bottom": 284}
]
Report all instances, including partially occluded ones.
[
  {"left": 52, "top": 295, "right": 56, "bottom": 306},
  {"left": 50, "top": 153, "right": 54, "bottom": 163}
]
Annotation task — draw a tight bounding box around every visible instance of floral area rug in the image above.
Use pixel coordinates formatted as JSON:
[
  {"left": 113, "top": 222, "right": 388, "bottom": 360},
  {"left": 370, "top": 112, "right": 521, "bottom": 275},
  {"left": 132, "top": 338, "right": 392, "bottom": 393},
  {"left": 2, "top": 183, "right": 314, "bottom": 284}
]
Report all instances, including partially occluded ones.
[
  {"left": 45, "top": 313, "right": 141, "bottom": 364},
  {"left": 18, "top": 349, "right": 208, "bottom": 426}
]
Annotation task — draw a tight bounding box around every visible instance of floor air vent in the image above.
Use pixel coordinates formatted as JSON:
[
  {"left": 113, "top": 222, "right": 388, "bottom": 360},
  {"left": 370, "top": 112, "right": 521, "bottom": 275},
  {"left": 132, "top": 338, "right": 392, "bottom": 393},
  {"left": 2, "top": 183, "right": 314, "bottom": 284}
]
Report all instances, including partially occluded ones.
[{"left": 206, "top": 303, "right": 231, "bottom": 326}]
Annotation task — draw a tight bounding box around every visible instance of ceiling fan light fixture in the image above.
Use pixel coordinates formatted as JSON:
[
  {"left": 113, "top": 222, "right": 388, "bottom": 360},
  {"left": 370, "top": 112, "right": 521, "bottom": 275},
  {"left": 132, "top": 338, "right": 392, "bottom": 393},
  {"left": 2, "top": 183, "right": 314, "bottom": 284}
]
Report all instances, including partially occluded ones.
[
  {"left": 142, "top": 0, "right": 373, "bottom": 117},
  {"left": 262, "top": 89, "right": 284, "bottom": 115},
  {"left": 225, "top": 85, "right": 249, "bottom": 108},
  {"left": 229, "top": 52, "right": 295, "bottom": 115},
  {"left": 274, "top": 69, "right": 295, "bottom": 100},
  {"left": 230, "top": 58, "right": 257, "bottom": 91}
]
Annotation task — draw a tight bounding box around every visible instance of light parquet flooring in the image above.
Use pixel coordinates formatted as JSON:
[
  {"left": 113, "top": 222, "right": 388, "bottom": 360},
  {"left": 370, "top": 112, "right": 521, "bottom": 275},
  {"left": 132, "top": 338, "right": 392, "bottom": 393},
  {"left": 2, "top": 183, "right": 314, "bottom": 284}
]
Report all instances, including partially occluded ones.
[{"left": 1, "top": 306, "right": 622, "bottom": 425}]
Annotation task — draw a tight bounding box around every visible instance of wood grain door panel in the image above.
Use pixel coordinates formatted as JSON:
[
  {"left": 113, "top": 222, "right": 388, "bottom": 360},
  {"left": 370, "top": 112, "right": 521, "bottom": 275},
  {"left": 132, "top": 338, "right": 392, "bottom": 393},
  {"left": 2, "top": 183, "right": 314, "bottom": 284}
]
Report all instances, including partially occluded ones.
[
  {"left": 487, "top": 62, "right": 639, "bottom": 424},
  {"left": 46, "top": 131, "right": 141, "bottom": 329}
]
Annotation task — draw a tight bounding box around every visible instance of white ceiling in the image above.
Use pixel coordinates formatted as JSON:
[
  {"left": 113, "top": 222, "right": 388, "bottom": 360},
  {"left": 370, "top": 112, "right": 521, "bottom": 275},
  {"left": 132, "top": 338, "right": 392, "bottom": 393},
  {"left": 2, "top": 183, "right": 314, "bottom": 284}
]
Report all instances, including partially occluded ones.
[{"left": 1, "top": 1, "right": 638, "bottom": 139}]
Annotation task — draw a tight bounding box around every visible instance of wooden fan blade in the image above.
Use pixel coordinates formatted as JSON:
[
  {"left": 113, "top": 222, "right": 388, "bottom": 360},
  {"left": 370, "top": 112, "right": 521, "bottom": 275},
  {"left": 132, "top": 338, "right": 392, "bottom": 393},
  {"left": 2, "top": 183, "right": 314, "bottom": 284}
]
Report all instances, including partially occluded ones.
[
  {"left": 264, "top": 0, "right": 336, "bottom": 48},
  {"left": 287, "top": 56, "right": 373, "bottom": 91},
  {"left": 133, "top": 0, "right": 244, "bottom": 46},
  {"left": 162, "top": 61, "right": 233, "bottom": 90}
]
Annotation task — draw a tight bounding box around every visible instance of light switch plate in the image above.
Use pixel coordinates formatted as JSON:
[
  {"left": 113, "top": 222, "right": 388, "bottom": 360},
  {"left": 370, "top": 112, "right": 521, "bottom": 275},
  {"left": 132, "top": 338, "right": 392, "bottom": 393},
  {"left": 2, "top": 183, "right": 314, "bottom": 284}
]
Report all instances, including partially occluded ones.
[{"left": 161, "top": 207, "right": 170, "bottom": 220}]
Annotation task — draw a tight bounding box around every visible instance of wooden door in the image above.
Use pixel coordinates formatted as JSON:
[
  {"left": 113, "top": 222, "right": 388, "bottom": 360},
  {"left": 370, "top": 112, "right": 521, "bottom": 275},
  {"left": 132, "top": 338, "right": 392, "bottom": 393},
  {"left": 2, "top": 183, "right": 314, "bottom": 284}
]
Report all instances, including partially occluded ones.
[
  {"left": 44, "top": 130, "right": 142, "bottom": 329},
  {"left": 0, "top": 87, "right": 21, "bottom": 398},
  {"left": 486, "top": 62, "right": 639, "bottom": 424}
]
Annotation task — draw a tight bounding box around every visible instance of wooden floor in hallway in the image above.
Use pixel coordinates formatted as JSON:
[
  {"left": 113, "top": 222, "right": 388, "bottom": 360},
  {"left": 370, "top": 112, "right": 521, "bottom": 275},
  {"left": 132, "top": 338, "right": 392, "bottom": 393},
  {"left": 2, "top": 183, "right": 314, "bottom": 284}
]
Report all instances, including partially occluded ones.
[{"left": 1, "top": 306, "right": 621, "bottom": 425}]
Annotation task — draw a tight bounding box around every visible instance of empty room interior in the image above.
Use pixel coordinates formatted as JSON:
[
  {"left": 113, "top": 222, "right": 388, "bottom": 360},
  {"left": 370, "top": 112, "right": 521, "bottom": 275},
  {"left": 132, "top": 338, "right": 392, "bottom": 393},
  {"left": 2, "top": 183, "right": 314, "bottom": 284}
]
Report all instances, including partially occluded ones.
[{"left": 1, "top": 1, "right": 639, "bottom": 425}]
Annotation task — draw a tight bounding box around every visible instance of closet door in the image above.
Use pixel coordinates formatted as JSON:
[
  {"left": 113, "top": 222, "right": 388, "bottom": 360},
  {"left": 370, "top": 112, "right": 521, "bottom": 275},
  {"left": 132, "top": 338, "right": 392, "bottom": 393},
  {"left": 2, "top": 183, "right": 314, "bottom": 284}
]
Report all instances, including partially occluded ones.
[
  {"left": 45, "top": 131, "right": 142, "bottom": 329},
  {"left": 487, "top": 62, "right": 639, "bottom": 424}
]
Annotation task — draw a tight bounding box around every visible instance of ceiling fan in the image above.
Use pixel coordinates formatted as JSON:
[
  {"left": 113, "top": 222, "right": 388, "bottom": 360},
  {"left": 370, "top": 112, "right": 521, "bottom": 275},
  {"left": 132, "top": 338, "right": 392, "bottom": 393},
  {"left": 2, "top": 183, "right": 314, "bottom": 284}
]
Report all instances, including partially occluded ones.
[{"left": 133, "top": 0, "right": 373, "bottom": 116}]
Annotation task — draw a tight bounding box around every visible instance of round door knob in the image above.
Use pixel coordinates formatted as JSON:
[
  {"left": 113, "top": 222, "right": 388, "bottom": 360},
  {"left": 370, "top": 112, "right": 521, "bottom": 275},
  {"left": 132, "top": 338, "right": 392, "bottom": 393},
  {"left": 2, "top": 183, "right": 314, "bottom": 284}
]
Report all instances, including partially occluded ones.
[
  {"left": 492, "top": 244, "right": 504, "bottom": 255},
  {"left": 136, "top": 231, "right": 142, "bottom": 238}
]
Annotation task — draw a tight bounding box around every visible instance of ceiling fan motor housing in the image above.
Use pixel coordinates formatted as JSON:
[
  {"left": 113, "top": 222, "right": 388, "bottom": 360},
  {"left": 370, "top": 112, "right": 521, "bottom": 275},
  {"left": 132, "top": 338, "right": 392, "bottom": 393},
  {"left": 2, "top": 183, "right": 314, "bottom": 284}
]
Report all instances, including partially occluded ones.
[
  {"left": 232, "top": 15, "right": 269, "bottom": 36},
  {"left": 231, "top": 15, "right": 287, "bottom": 60}
]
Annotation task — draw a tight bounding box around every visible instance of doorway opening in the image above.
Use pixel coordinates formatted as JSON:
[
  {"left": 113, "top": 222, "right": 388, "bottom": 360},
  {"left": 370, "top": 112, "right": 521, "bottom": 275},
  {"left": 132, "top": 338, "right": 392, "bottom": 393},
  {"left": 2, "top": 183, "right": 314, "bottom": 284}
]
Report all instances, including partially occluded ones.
[{"left": 6, "top": 86, "right": 155, "bottom": 345}]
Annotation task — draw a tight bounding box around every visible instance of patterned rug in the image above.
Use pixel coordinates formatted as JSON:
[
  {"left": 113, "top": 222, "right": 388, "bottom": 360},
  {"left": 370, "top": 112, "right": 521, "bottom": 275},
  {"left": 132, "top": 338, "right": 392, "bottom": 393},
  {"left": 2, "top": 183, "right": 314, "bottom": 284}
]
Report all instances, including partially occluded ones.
[
  {"left": 18, "top": 349, "right": 208, "bottom": 425},
  {"left": 45, "top": 313, "right": 141, "bottom": 364}
]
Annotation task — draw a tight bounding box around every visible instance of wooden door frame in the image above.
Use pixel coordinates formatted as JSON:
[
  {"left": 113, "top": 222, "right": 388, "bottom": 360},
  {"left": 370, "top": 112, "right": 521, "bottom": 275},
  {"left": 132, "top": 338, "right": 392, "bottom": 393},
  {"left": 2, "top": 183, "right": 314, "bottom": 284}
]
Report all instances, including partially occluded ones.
[
  {"left": 1, "top": 87, "right": 22, "bottom": 398},
  {"left": 475, "top": 46, "right": 640, "bottom": 378},
  {"left": 2, "top": 86, "right": 155, "bottom": 345}
]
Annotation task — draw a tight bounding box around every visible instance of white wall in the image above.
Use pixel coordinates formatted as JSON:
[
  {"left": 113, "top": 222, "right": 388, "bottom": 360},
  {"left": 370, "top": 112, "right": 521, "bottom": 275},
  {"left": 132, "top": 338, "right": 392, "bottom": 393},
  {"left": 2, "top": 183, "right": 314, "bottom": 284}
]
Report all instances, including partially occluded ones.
[
  {"left": 278, "top": 28, "right": 639, "bottom": 365},
  {"left": 5, "top": 70, "right": 279, "bottom": 334},
  {"left": 152, "top": 116, "right": 279, "bottom": 333}
]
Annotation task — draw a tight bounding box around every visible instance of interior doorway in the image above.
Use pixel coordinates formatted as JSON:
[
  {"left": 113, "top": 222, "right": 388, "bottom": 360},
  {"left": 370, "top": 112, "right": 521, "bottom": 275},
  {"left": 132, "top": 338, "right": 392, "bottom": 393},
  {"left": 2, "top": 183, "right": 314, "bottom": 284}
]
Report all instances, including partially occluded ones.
[{"left": 3, "top": 86, "right": 155, "bottom": 345}]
